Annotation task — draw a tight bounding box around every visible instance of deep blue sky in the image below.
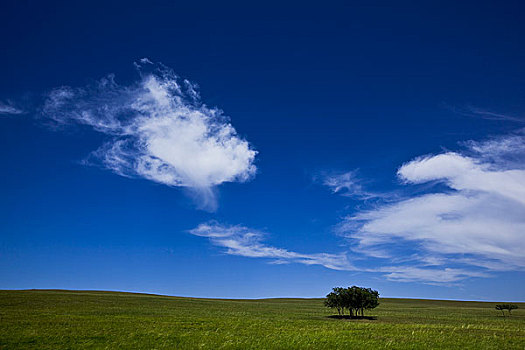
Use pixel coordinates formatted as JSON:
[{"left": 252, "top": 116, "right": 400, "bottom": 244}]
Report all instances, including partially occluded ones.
[{"left": 1, "top": 0, "right": 524, "bottom": 300}]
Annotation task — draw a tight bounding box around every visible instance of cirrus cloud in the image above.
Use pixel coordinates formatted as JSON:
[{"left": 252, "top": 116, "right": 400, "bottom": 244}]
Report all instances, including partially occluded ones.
[
  {"left": 189, "top": 222, "right": 353, "bottom": 271},
  {"left": 0, "top": 101, "right": 24, "bottom": 115}
]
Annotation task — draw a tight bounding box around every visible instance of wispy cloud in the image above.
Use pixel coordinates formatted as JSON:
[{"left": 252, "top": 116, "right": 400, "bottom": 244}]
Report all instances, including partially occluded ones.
[
  {"left": 189, "top": 222, "right": 353, "bottom": 270},
  {"left": 464, "top": 129, "right": 525, "bottom": 169},
  {"left": 337, "top": 132, "right": 525, "bottom": 282},
  {"left": 189, "top": 222, "right": 487, "bottom": 284},
  {"left": 376, "top": 266, "right": 489, "bottom": 284},
  {"left": 0, "top": 101, "right": 24, "bottom": 115},
  {"left": 318, "top": 170, "right": 391, "bottom": 200},
  {"left": 41, "top": 60, "right": 257, "bottom": 210},
  {"left": 449, "top": 105, "right": 524, "bottom": 123},
  {"left": 186, "top": 126, "right": 524, "bottom": 283}
]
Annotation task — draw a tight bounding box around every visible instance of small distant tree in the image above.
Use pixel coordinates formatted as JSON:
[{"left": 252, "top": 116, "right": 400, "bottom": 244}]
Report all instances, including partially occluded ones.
[
  {"left": 507, "top": 304, "right": 518, "bottom": 315},
  {"left": 495, "top": 304, "right": 506, "bottom": 317},
  {"left": 495, "top": 304, "right": 519, "bottom": 316},
  {"left": 324, "top": 286, "right": 379, "bottom": 317}
]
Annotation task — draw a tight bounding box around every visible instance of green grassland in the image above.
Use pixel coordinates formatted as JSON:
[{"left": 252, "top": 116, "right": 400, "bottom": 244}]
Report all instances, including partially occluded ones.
[{"left": 0, "top": 290, "right": 523, "bottom": 349}]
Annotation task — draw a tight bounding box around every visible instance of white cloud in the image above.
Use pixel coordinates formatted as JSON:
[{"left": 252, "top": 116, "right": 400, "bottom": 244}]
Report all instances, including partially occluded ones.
[
  {"left": 322, "top": 171, "right": 368, "bottom": 197},
  {"left": 42, "top": 60, "right": 257, "bottom": 210},
  {"left": 183, "top": 131, "right": 523, "bottom": 284},
  {"left": 377, "top": 266, "right": 489, "bottom": 284},
  {"left": 189, "top": 222, "right": 491, "bottom": 284},
  {"left": 398, "top": 152, "right": 525, "bottom": 205},
  {"left": 189, "top": 222, "right": 353, "bottom": 270},
  {"left": 339, "top": 133, "right": 525, "bottom": 281},
  {"left": 464, "top": 130, "right": 525, "bottom": 169},
  {"left": 450, "top": 105, "right": 524, "bottom": 123},
  {"left": 0, "top": 101, "right": 24, "bottom": 115},
  {"left": 319, "top": 170, "right": 390, "bottom": 200}
]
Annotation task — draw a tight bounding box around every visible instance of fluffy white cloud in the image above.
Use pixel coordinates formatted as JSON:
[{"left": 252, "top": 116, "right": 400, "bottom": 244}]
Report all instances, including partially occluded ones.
[
  {"left": 339, "top": 133, "right": 525, "bottom": 282},
  {"left": 189, "top": 222, "right": 353, "bottom": 270},
  {"left": 42, "top": 60, "right": 257, "bottom": 210},
  {"left": 397, "top": 152, "right": 525, "bottom": 205}
]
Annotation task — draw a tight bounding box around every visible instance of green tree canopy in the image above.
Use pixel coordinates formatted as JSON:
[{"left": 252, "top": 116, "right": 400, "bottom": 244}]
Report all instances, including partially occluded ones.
[
  {"left": 324, "top": 286, "right": 379, "bottom": 317},
  {"left": 495, "top": 304, "right": 519, "bottom": 316}
]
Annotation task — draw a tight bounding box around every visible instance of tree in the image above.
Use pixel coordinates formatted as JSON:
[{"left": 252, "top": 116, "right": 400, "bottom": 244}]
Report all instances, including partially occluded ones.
[
  {"left": 324, "top": 290, "right": 342, "bottom": 315},
  {"left": 495, "top": 304, "right": 518, "bottom": 316},
  {"left": 495, "top": 304, "right": 506, "bottom": 317},
  {"left": 507, "top": 304, "right": 518, "bottom": 315},
  {"left": 324, "top": 286, "right": 380, "bottom": 317}
]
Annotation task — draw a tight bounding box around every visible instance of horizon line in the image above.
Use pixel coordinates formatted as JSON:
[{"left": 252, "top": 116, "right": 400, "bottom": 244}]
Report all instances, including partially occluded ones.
[{"left": 3, "top": 288, "right": 524, "bottom": 303}]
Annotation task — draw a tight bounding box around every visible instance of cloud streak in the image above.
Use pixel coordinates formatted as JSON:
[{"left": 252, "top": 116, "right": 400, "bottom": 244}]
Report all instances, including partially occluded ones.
[
  {"left": 189, "top": 222, "right": 353, "bottom": 270},
  {"left": 41, "top": 60, "right": 257, "bottom": 210},
  {"left": 189, "top": 222, "right": 488, "bottom": 284},
  {"left": 450, "top": 105, "right": 524, "bottom": 123},
  {"left": 0, "top": 101, "right": 24, "bottom": 115}
]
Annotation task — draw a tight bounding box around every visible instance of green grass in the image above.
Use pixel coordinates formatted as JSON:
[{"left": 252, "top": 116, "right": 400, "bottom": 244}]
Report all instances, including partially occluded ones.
[{"left": 0, "top": 290, "right": 524, "bottom": 349}]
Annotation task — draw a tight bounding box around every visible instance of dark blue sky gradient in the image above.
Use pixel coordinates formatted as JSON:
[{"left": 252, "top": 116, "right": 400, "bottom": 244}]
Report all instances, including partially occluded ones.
[{"left": 1, "top": 0, "right": 524, "bottom": 300}]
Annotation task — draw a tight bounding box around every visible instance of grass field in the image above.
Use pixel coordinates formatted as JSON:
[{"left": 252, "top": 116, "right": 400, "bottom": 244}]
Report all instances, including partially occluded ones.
[{"left": 0, "top": 290, "right": 524, "bottom": 349}]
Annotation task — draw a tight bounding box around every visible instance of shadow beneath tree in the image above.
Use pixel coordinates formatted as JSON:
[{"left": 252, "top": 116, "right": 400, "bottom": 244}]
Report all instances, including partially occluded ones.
[{"left": 327, "top": 315, "right": 377, "bottom": 320}]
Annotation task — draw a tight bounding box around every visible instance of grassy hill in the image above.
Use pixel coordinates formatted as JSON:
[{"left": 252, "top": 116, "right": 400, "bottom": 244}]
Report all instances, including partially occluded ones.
[{"left": 0, "top": 290, "right": 523, "bottom": 349}]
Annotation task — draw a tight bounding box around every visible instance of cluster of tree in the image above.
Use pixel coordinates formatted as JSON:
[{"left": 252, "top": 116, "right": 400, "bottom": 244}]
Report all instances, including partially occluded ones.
[
  {"left": 324, "top": 286, "right": 379, "bottom": 317},
  {"left": 495, "top": 304, "right": 518, "bottom": 316}
]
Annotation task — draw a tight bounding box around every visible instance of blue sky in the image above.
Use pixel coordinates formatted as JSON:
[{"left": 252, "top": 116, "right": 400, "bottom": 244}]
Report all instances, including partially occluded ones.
[{"left": 1, "top": 0, "right": 524, "bottom": 300}]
